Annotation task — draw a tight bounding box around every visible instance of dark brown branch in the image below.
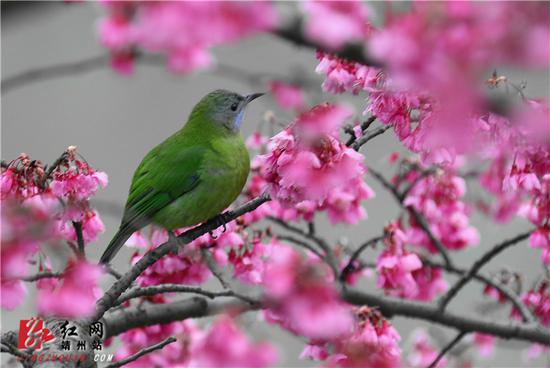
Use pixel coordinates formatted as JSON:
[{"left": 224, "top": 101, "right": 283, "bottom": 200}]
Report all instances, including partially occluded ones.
[
  {"left": 201, "top": 248, "right": 229, "bottom": 289},
  {"left": 103, "top": 289, "right": 550, "bottom": 345},
  {"left": 102, "top": 297, "right": 253, "bottom": 338},
  {"left": 439, "top": 231, "right": 532, "bottom": 311},
  {"left": 89, "top": 193, "right": 270, "bottom": 324},
  {"left": 104, "top": 336, "right": 177, "bottom": 368},
  {"left": 343, "top": 288, "right": 550, "bottom": 345},
  {"left": 427, "top": 331, "right": 467, "bottom": 368},
  {"left": 274, "top": 19, "right": 382, "bottom": 67}
]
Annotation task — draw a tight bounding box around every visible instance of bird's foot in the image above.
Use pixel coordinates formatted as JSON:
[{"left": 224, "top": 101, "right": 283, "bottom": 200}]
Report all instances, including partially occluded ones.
[
  {"left": 208, "top": 211, "right": 234, "bottom": 236},
  {"left": 209, "top": 230, "right": 218, "bottom": 240}
]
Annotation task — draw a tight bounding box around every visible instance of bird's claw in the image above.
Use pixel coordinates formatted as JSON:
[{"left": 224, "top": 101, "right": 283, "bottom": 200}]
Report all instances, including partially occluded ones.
[{"left": 209, "top": 230, "right": 218, "bottom": 240}]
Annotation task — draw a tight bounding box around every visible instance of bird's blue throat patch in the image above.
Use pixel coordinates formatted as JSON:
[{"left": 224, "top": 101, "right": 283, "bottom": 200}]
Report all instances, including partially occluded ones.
[{"left": 234, "top": 109, "right": 245, "bottom": 130}]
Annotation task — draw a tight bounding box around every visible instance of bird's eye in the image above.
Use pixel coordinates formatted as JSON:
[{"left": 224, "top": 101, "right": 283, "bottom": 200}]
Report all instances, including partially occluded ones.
[{"left": 230, "top": 102, "right": 239, "bottom": 111}]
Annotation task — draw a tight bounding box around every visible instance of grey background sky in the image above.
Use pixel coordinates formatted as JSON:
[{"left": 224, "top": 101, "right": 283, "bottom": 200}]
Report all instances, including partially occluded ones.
[{"left": 2, "top": 2, "right": 549, "bottom": 367}]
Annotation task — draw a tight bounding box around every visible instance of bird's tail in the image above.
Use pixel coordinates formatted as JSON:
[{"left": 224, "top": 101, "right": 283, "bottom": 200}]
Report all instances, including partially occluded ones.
[{"left": 99, "top": 226, "right": 134, "bottom": 264}]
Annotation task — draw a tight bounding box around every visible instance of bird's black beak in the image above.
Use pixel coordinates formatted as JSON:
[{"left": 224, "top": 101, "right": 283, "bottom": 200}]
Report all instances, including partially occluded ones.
[{"left": 244, "top": 92, "right": 265, "bottom": 104}]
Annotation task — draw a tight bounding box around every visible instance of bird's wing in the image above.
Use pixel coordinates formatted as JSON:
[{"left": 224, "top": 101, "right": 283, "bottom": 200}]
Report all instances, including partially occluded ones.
[{"left": 120, "top": 143, "right": 206, "bottom": 229}]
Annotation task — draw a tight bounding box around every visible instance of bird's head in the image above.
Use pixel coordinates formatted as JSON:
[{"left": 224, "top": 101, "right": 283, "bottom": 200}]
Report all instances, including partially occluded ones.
[{"left": 193, "top": 89, "right": 264, "bottom": 133}]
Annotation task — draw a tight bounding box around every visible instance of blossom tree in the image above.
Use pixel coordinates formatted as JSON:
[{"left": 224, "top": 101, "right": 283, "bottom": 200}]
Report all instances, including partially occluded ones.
[{"left": 2, "top": 2, "right": 550, "bottom": 368}]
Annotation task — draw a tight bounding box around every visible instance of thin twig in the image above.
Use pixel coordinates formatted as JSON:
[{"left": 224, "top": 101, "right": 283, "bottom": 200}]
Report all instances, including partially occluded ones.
[
  {"left": 104, "top": 336, "right": 177, "bottom": 368},
  {"left": 423, "top": 259, "right": 534, "bottom": 323},
  {"left": 427, "top": 331, "right": 467, "bottom": 368},
  {"left": 345, "top": 116, "right": 377, "bottom": 146},
  {"left": 201, "top": 248, "right": 229, "bottom": 290},
  {"left": 439, "top": 231, "right": 532, "bottom": 311},
  {"left": 267, "top": 217, "right": 339, "bottom": 275},
  {"left": 276, "top": 234, "right": 324, "bottom": 259},
  {"left": 18, "top": 272, "right": 63, "bottom": 282},
  {"left": 340, "top": 235, "right": 383, "bottom": 281},
  {"left": 115, "top": 285, "right": 244, "bottom": 307},
  {"left": 2, "top": 55, "right": 110, "bottom": 94},
  {"left": 367, "top": 167, "right": 453, "bottom": 268},
  {"left": 352, "top": 124, "right": 393, "bottom": 151}
]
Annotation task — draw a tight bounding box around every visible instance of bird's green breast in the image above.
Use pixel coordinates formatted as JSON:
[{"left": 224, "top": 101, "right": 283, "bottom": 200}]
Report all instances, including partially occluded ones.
[{"left": 151, "top": 133, "right": 250, "bottom": 230}]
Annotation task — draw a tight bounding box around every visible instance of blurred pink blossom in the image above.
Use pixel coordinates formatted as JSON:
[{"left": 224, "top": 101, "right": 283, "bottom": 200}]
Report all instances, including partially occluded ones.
[
  {"left": 301, "top": 306, "right": 401, "bottom": 368},
  {"left": 269, "top": 81, "right": 305, "bottom": 111},
  {"left": 38, "top": 259, "right": 103, "bottom": 318},
  {"left": 190, "top": 316, "right": 277, "bottom": 368},
  {"left": 302, "top": 1, "right": 371, "bottom": 50},
  {"left": 98, "top": 1, "right": 278, "bottom": 74},
  {"left": 263, "top": 242, "right": 354, "bottom": 340}
]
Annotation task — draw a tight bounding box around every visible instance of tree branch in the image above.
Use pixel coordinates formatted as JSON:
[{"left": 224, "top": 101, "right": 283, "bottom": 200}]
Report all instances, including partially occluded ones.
[
  {"left": 427, "top": 331, "right": 467, "bottom": 368},
  {"left": 104, "top": 336, "right": 177, "bottom": 368},
  {"left": 103, "top": 289, "right": 550, "bottom": 345},
  {"left": 102, "top": 297, "right": 253, "bottom": 338},
  {"left": 89, "top": 193, "right": 270, "bottom": 324},
  {"left": 439, "top": 231, "right": 532, "bottom": 311},
  {"left": 114, "top": 284, "right": 246, "bottom": 307},
  {"left": 343, "top": 288, "right": 550, "bottom": 345}
]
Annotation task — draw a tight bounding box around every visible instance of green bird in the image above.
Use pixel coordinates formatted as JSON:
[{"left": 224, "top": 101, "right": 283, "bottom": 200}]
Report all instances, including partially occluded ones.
[{"left": 99, "top": 89, "right": 263, "bottom": 264}]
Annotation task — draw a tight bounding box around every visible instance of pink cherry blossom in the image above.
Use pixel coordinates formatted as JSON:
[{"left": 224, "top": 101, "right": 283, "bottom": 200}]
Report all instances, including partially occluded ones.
[
  {"left": 376, "top": 222, "right": 423, "bottom": 298},
  {"left": 512, "top": 281, "right": 550, "bottom": 328},
  {"left": 263, "top": 241, "right": 354, "bottom": 340},
  {"left": 98, "top": 1, "right": 278, "bottom": 74},
  {"left": 269, "top": 81, "right": 305, "bottom": 111},
  {"left": 38, "top": 259, "right": 103, "bottom": 318},
  {"left": 301, "top": 306, "right": 401, "bottom": 368},
  {"left": 1, "top": 280, "right": 27, "bottom": 310},
  {"left": 403, "top": 166, "right": 479, "bottom": 252},
  {"left": 258, "top": 104, "right": 374, "bottom": 224},
  {"left": 302, "top": 1, "right": 371, "bottom": 50},
  {"left": 316, "top": 52, "right": 381, "bottom": 94},
  {"left": 190, "top": 316, "right": 277, "bottom": 368}
]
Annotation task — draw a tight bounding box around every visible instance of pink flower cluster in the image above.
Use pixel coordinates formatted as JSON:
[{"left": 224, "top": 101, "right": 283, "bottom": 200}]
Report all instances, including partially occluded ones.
[
  {"left": 316, "top": 3, "right": 549, "bottom": 166},
  {"left": 1, "top": 150, "right": 107, "bottom": 312},
  {"left": 268, "top": 81, "right": 305, "bottom": 111},
  {"left": 98, "top": 1, "right": 278, "bottom": 74},
  {"left": 115, "top": 317, "right": 276, "bottom": 368},
  {"left": 402, "top": 165, "right": 479, "bottom": 252},
  {"left": 37, "top": 259, "right": 103, "bottom": 318},
  {"left": 258, "top": 103, "right": 375, "bottom": 225},
  {"left": 513, "top": 281, "right": 550, "bottom": 328},
  {"left": 376, "top": 222, "right": 448, "bottom": 301},
  {"left": 190, "top": 316, "right": 277, "bottom": 368},
  {"left": 263, "top": 242, "right": 354, "bottom": 340},
  {"left": 302, "top": 1, "right": 371, "bottom": 50},
  {"left": 301, "top": 306, "right": 401, "bottom": 368}
]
